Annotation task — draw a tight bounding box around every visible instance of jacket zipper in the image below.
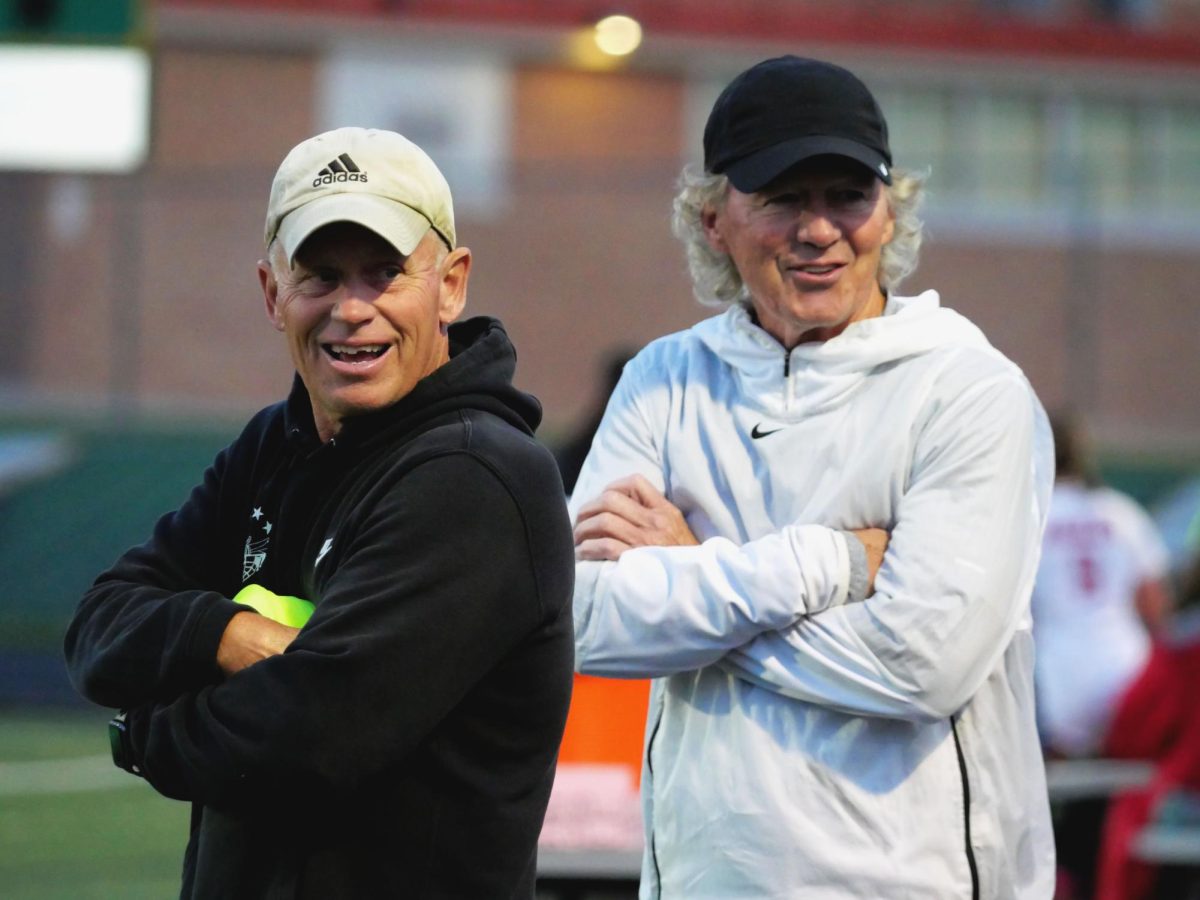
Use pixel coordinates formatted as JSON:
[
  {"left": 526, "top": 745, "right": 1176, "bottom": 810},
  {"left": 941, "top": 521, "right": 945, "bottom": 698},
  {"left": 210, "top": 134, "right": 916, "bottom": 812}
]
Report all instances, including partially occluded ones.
[
  {"left": 646, "top": 705, "right": 664, "bottom": 898},
  {"left": 951, "top": 716, "right": 981, "bottom": 900},
  {"left": 783, "top": 352, "right": 793, "bottom": 410}
]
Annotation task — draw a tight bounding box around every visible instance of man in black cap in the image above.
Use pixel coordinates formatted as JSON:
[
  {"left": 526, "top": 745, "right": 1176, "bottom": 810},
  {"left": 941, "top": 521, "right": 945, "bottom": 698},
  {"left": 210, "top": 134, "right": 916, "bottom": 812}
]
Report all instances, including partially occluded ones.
[{"left": 568, "top": 57, "right": 1056, "bottom": 897}]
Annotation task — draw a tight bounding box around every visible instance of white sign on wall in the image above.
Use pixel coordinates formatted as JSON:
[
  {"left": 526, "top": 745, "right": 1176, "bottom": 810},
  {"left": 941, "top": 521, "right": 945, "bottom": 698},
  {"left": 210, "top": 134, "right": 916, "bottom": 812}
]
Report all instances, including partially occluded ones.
[{"left": 0, "top": 45, "right": 150, "bottom": 173}]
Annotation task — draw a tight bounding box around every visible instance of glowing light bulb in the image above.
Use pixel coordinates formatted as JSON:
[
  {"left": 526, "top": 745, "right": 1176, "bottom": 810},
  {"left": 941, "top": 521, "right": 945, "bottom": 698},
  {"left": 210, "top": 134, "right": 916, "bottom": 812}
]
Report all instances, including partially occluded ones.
[{"left": 593, "top": 14, "right": 643, "bottom": 57}]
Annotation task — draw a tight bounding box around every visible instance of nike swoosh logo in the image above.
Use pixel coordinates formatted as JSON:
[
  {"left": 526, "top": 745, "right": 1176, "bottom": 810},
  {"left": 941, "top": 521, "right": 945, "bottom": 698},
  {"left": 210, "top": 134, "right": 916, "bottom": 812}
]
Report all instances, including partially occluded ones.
[
  {"left": 315, "top": 538, "right": 334, "bottom": 567},
  {"left": 751, "top": 423, "right": 783, "bottom": 439}
]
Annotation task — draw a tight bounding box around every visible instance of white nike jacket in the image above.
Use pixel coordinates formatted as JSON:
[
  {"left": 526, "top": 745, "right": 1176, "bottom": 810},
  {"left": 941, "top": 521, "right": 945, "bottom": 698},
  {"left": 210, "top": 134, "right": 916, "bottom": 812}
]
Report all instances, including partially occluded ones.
[{"left": 569, "top": 292, "right": 1056, "bottom": 899}]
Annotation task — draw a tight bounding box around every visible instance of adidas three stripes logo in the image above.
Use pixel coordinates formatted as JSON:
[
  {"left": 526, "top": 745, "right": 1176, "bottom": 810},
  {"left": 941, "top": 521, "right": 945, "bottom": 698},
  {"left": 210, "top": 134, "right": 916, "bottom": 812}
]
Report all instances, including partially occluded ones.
[{"left": 311, "top": 153, "right": 368, "bottom": 187}]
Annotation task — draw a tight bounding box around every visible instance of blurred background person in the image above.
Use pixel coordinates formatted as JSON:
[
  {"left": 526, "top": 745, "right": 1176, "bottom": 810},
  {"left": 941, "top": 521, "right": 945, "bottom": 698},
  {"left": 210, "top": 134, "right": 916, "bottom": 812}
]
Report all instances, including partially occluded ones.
[
  {"left": 1033, "top": 410, "right": 1173, "bottom": 763},
  {"left": 1094, "top": 549, "right": 1200, "bottom": 900},
  {"left": 553, "top": 346, "right": 636, "bottom": 497},
  {"left": 1032, "top": 411, "right": 1173, "bottom": 899},
  {"left": 1032, "top": 411, "right": 1200, "bottom": 900}
]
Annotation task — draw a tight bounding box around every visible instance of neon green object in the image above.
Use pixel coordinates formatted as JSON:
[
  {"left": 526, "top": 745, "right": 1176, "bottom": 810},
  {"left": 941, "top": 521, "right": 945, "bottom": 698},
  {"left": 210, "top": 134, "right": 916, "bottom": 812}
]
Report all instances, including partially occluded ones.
[{"left": 233, "top": 584, "right": 314, "bottom": 628}]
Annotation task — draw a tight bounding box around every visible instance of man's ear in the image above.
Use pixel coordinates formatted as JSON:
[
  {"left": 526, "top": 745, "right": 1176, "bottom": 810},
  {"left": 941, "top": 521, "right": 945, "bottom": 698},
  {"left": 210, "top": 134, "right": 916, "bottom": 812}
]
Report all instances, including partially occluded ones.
[
  {"left": 258, "top": 259, "right": 286, "bottom": 332},
  {"left": 881, "top": 197, "right": 897, "bottom": 247},
  {"left": 700, "top": 204, "right": 727, "bottom": 254},
  {"left": 438, "top": 246, "right": 471, "bottom": 326}
]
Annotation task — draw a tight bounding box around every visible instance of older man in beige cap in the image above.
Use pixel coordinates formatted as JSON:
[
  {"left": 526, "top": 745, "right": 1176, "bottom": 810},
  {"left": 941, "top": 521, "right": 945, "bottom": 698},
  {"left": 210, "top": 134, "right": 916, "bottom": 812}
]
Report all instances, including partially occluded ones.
[{"left": 65, "top": 127, "right": 576, "bottom": 898}]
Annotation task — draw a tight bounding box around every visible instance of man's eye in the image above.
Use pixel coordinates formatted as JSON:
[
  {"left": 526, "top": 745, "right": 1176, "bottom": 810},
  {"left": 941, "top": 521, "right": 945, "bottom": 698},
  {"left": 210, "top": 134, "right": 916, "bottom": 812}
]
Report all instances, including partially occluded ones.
[
  {"left": 831, "top": 189, "right": 869, "bottom": 206},
  {"left": 765, "top": 192, "right": 802, "bottom": 206},
  {"left": 380, "top": 265, "right": 404, "bottom": 280},
  {"left": 310, "top": 268, "right": 339, "bottom": 284}
]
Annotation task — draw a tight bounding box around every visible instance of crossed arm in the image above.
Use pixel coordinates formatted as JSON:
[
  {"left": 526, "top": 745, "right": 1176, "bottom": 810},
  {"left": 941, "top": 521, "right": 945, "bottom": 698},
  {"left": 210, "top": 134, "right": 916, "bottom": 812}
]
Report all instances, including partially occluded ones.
[
  {"left": 67, "top": 454, "right": 548, "bottom": 807},
  {"left": 574, "top": 473, "right": 888, "bottom": 587},
  {"left": 568, "top": 366, "right": 1049, "bottom": 722},
  {"left": 215, "top": 612, "right": 298, "bottom": 676}
]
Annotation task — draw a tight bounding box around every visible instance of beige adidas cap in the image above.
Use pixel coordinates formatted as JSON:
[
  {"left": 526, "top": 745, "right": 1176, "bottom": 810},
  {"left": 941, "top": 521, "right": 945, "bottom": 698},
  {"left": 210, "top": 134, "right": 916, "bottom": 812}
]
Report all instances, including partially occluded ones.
[{"left": 264, "top": 127, "right": 456, "bottom": 265}]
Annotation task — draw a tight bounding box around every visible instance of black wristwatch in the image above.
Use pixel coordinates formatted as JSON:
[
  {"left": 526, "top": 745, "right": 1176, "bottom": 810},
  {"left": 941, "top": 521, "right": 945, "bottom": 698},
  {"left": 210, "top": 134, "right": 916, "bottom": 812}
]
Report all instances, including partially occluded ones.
[{"left": 108, "top": 711, "right": 143, "bottom": 777}]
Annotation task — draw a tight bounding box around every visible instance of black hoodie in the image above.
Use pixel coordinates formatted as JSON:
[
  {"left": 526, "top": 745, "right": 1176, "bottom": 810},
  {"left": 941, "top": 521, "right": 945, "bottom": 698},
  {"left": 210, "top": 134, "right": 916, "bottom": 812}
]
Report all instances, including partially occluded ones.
[{"left": 64, "top": 317, "right": 575, "bottom": 898}]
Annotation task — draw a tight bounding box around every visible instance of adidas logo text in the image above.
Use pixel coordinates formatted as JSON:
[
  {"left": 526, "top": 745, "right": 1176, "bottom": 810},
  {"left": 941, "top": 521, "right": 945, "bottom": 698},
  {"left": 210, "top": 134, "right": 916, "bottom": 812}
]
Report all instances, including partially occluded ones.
[
  {"left": 312, "top": 153, "right": 368, "bottom": 188},
  {"left": 313, "top": 172, "right": 368, "bottom": 187}
]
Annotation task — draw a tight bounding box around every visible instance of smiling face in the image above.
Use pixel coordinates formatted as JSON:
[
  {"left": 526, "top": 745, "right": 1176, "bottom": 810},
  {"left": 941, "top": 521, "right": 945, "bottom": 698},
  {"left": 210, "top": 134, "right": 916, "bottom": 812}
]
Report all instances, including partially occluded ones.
[
  {"left": 702, "top": 156, "right": 895, "bottom": 348},
  {"left": 259, "top": 222, "right": 470, "bottom": 442}
]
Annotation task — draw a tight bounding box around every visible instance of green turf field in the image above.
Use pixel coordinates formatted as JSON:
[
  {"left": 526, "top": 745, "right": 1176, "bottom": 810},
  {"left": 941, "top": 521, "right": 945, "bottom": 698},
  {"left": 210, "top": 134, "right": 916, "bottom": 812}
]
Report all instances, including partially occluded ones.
[{"left": 0, "top": 707, "right": 190, "bottom": 899}]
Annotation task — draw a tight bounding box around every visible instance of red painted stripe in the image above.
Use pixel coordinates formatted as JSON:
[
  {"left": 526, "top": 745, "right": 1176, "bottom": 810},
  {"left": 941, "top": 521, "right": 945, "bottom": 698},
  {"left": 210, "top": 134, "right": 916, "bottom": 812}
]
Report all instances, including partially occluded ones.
[{"left": 161, "top": 0, "right": 1200, "bottom": 69}]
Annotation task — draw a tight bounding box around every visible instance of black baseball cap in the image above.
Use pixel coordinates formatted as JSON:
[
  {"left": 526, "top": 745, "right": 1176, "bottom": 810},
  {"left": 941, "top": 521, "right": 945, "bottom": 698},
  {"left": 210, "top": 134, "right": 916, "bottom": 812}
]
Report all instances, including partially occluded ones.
[{"left": 703, "top": 56, "right": 893, "bottom": 192}]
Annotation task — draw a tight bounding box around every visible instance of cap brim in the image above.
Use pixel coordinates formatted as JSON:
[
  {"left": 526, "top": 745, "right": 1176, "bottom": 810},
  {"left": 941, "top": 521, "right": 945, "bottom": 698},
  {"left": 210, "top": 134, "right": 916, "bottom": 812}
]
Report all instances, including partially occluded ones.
[
  {"left": 276, "top": 193, "right": 433, "bottom": 266},
  {"left": 724, "top": 135, "right": 892, "bottom": 193}
]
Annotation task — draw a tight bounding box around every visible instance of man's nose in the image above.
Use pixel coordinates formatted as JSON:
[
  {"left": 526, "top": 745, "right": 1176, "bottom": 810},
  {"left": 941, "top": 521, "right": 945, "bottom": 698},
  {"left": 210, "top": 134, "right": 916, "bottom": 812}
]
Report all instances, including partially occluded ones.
[
  {"left": 330, "top": 283, "right": 376, "bottom": 322},
  {"left": 795, "top": 207, "right": 839, "bottom": 247}
]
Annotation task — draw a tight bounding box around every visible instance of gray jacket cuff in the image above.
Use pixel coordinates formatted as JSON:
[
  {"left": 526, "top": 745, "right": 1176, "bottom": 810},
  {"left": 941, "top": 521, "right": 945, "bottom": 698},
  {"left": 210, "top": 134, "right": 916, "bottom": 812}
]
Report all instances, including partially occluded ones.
[{"left": 842, "top": 531, "right": 869, "bottom": 603}]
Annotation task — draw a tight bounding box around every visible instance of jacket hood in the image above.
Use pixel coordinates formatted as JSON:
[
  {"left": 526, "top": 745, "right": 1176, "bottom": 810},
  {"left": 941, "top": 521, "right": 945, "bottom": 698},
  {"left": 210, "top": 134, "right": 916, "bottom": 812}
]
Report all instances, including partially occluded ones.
[
  {"left": 283, "top": 316, "right": 541, "bottom": 446},
  {"left": 694, "top": 290, "right": 994, "bottom": 418}
]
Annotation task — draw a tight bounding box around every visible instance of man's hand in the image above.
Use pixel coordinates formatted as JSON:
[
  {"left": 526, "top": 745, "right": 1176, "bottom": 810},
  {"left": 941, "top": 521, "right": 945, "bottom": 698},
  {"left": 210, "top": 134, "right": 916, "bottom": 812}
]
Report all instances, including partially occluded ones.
[
  {"left": 850, "top": 527, "right": 889, "bottom": 595},
  {"left": 216, "top": 611, "right": 300, "bottom": 676},
  {"left": 574, "top": 474, "right": 699, "bottom": 561}
]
